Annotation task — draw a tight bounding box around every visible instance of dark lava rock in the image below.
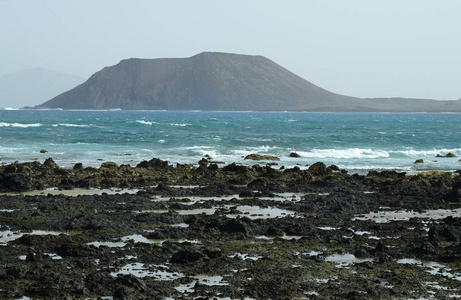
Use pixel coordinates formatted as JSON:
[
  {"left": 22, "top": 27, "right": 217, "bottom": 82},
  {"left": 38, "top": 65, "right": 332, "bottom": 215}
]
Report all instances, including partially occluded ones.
[
  {"left": 202, "top": 246, "right": 223, "bottom": 259},
  {"left": 60, "top": 178, "right": 75, "bottom": 190},
  {"left": 56, "top": 243, "right": 100, "bottom": 258},
  {"left": 73, "top": 163, "right": 84, "bottom": 170},
  {"left": 309, "top": 162, "right": 331, "bottom": 176},
  {"left": 136, "top": 158, "right": 169, "bottom": 169},
  {"left": 429, "top": 217, "right": 461, "bottom": 242},
  {"left": 289, "top": 152, "right": 301, "bottom": 158},
  {"left": 244, "top": 154, "right": 280, "bottom": 161},
  {"left": 444, "top": 181, "right": 461, "bottom": 202},
  {"left": 0, "top": 174, "right": 32, "bottom": 192},
  {"left": 170, "top": 249, "right": 204, "bottom": 264},
  {"left": 436, "top": 152, "right": 457, "bottom": 158},
  {"left": 220, "top": 219, "right": 248, "bottom": 234},
  {"left": 44, "top": 157, "right": 57, "bottom": 167},
  {"left": 247, "top": 178, "right": 266, "bottom": 189},
  {"left": 101, "top": 161, "right": 118, "bottom": 169}
]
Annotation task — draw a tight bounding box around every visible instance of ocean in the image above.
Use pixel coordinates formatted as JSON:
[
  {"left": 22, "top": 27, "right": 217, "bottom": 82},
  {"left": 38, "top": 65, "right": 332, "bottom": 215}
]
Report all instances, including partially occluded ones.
[{"left": 1, "top": 109, "right": 461, "bottom": 174}]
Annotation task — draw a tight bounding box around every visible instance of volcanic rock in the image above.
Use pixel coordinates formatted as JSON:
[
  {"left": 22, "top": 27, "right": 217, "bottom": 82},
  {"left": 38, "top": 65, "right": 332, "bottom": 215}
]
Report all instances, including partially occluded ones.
[
  {"left": 244, "top": 154, "right": 280, "bottom": 161},
  {"left": 436, "top": 152, "right": 457, "bottom": 158},
  {"left": 35, "top": 52, "right": 461, "bottom": 112},
  {"left": 290, "top": 152, "right": 301, "bottom": 158}
]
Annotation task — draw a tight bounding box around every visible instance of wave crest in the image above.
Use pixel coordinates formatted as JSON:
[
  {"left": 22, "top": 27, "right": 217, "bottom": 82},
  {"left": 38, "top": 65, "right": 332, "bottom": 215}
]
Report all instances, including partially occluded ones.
[
  {"left": 0, "top": 122, "right": 42, "bottom": 128},
  {"left": 297, "top": 148, "right": 390, "bottom": 159}
]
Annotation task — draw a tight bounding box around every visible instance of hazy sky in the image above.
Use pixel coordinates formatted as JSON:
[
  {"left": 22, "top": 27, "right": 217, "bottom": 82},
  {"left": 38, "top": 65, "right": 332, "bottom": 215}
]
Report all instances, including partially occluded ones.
[{"left": 1, "top": 0, "right": 460, "bottom": 100}]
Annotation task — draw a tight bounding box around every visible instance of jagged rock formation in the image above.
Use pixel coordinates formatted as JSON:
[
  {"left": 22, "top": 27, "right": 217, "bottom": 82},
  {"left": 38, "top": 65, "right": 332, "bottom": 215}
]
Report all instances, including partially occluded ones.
[{"left": 37, "top": 52, "right": 461, "bottom": 111}]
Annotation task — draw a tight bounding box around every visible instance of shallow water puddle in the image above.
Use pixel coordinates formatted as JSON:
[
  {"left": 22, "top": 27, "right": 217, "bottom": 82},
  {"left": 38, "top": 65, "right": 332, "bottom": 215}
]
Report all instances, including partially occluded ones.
[
  {"left": 168, "top": 223, "right": 190, "bottom": 228},
  {"left": 110, "top": 262, "right": 184, "bottom": 280},
  {"left": 18, "top": 253, "right": 63, "bottom": 260},
  {"left": 152, "top": 192, "right": 303, "bottom": 206},
  {"left": 0, "top": 230, "right": 67, "bottom": 246},
  {"left": 87, "top": 240, "right": 126, "bottom": 248},
  {"left": 295, "top": 250, "right": 323, "bottom": 257},
  {"left": 151, "top": 194, "right": 239, "bottom": 205},
  {"left": 227, "top": 205, "right": 296, "bottom": 219},
  {"left": 255, "top": 233, "right": 303, "bottom": 241},
  {"left": 262, "top": 192, "right": 304, "bottom": 202},
  {"left": 174, "top": 274, "right": 229, "bottom": 294},
  {"left": 397, "top": 258, "right": 461, "bottom": 282},
  {"left": 88, "top": 234, "right": 201, "bottom": 248},
  {"left": 141, "top": 204, "right": 296, "bottom": 219},
  {"left": 111, "top": 263, "right": 228, "bottom": 291},
  {"left": 353, "top": 208, "right": 461, "bottom": 223},
  {"left": 175, "top": 205, "right": 296, "bottom": 219},
  {"left": 325, "top": 253, "right": 373, "bottom": 267},
  {"left": 228, "top": 253, "right": 263, "bottom": 261},
  {"left": 318, "top": 226, "right": 339, "bottom": 231},
  {"left": 19, "top": 187, "right": 140, "bottom": 197}
]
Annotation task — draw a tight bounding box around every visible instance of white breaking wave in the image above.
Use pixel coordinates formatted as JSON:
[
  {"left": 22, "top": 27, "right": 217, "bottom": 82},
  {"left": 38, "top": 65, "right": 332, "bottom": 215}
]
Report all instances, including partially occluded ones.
[
  {"left": 52, "top": 123, "right": 90, "bottom": 128},
  {"left": 0, "top": 122, "right": 42, "bottom": 128},
  {"left": 296, "top": 148, "right": 390, "bottom": 159},
  {"left": 169, "top": 123, "right": 191, "bottom": 127},
  {"left": 390, "top": 149, "right": 461, "bottom": 157},
  {"left": 135, "top": 120, "right": 157, "bottom": 125}
]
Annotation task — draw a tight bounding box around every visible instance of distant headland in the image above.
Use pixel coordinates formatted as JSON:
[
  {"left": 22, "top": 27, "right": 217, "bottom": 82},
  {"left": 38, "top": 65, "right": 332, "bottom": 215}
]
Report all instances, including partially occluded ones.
[{"left": 35, "top": 52, "right": 461, "bottom": 112}]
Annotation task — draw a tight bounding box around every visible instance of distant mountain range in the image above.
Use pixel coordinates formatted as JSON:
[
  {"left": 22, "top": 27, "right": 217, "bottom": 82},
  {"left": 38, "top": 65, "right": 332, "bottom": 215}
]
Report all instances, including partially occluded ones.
[
  {"left": 0, "top": 68, "right": 84, "bottom": 108},
  {"left": 36, "top": 52, "right": 461, "bottom": 112}
]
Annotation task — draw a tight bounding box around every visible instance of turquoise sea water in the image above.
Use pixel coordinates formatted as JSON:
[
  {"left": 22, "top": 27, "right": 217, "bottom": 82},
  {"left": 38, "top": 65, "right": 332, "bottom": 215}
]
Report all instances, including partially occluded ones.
[{"left": 1, "top": 110, "right": 461, "bottom": 174}]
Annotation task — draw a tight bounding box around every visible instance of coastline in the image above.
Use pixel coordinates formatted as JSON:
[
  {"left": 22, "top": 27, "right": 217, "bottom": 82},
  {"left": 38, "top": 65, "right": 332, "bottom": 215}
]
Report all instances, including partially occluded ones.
[
  {"left": 1, "top": 158, "right": 461, "bottom": 299},
  {"left": 2, "top": 110, "right": 461, "bottom": 174}
]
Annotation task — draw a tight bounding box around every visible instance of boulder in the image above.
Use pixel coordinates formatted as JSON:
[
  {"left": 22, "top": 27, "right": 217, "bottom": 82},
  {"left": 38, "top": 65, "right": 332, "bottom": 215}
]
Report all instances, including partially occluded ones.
[
  {"left": 444, "top": 181, "right": 461, "bottom": 202},
  {"left": 136, "top": 158, "right": 169, "bottom": 169},
  {"left": 170, "top": 250, "right": 204, "bottom": 264},
  {"left": 100, "top": 161, "right": 118, "bottom": 169},
  {"left": 44, "top": 158, "right": 57, "bottom": 167},
  {"left": 244, "top": 154, "right": 280, "bottom": 161},
  {"left": 40, "top": 149, "right": 48, "bottom": 153},
  {"left": 73, "top": 163, "right": 83, "bottom": 170},
  {"left": 220, "top": 219, "right": 248, "bottom": 234},
  {"left": 436, "top": 152, "right": 457, "bottom": 158},
  {"left": 223, "top": 163, "right": 247, "bottom": 173},
  {"left": 308, "top": 162, "right": 331, "bottom": 176},
  {"left": 414, "top": 159, "right": 424, "bottom": 163},
  {"left": 289, "top": 152, "right": 301, "bottom": 158},
  {"left": 0, "top": 174, "right": 32, "bottom": 192},
  {"left": 198, "top": 158, "right": 208, "bottom": 167}
]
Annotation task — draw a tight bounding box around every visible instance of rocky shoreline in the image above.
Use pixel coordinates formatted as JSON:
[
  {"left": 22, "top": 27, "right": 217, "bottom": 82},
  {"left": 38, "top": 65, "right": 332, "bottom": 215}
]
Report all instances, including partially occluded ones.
[{"left": 1, "top": 158, "right": 461, "bottom": 299}]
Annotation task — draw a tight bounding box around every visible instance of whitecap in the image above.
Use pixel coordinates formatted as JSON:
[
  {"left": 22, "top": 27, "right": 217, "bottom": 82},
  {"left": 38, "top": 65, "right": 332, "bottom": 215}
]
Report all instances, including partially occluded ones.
[
  {"left": 52, "top": 123, "right": 90, "bottom": 128},
  {"left": 392, "top": 148, "right": 461, "bottom": 157},
  {"left": 169, "top": 123, "right": 191, "bottom": 127},
  {"left": 135, "top": 120, "right": 157, "bottom": 125},
  {"left": 297, "top": 148, "right": 389, "bottom": 159},
  {"left": 0, "top": 122, "right": 42, "bottom": 128}
]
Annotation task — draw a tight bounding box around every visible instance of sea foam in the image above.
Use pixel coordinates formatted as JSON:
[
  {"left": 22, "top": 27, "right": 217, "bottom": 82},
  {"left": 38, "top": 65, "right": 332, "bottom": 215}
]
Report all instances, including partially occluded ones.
[
  {"left": 296, "top": 148, "right": 390, "bottom": 159},
  {"left": 0, "top": 122, "right": 42, "bottom": 128}
]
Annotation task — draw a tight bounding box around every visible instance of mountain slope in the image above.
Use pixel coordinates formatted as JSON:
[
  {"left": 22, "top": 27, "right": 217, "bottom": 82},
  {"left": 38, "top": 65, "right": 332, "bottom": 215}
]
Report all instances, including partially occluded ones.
[
  {"left": 0, "top": 68, "right": 84, "bottom": 108},
  {"left": 37, "top": 52, "right": 461, "bottom": 111}
]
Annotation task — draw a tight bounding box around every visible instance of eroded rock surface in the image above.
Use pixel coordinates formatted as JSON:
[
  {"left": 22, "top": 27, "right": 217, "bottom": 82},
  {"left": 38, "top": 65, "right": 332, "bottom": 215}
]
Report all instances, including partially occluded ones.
[{"left": 1, "top": 159, "right": 461, "bottom": 299}]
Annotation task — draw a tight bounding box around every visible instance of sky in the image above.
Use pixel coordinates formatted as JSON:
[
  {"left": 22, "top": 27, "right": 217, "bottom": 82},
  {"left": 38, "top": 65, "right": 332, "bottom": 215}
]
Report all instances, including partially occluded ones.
[{"left": 1, "top": 0, "right": 461, "bottom": 101}]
